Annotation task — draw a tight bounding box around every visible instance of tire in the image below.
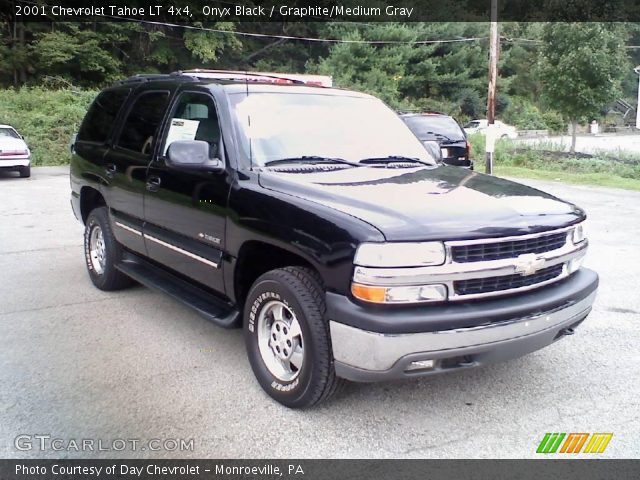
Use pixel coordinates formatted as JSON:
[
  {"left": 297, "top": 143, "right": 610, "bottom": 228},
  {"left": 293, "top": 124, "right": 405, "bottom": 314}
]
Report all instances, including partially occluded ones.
[
  {"left": 244, "top": 266, "right": 343, "bottom": 408},
  {"left": 19, "top": 166, "right": 30, "bottom": 178},
  {"left": 83, "top": 206, "right": 133, "bottom": 291}
]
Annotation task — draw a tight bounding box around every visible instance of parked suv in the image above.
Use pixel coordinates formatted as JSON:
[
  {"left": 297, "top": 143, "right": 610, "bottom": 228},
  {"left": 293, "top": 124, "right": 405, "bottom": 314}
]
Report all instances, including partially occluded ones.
[
  {"left": 401, "top": 112, "right": 472, "bottom": 169},
  {"left": 70, "top": 71, "right": 598, "bottom": 408}
]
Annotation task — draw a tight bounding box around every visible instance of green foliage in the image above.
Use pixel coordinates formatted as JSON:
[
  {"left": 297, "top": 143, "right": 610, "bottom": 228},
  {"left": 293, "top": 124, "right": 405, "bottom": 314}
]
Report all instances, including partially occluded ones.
[
  {"left": 0, "top": 87, "right": 96, "bottom": 165},
  {"left": 502, "top": 97, "right": 559, "bottom": 130},
  {"left": 456, "top": 88, "right": 484, "bottom": 118},
  {"left": 539, "top": 23, "right": 629, "bottom": 123},
  {"left": 183, "top": 23, "right": 241, "bottom": 63},
  {"left": 311, "top": 22, "right": 489, "bottom": 110},
  {"left": 541, "top": 110, "right": 566, "bottom": 133}
]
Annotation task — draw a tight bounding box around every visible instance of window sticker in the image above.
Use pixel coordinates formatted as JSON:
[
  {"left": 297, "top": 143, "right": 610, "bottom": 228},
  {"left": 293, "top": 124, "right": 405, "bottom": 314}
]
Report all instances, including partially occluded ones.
[{"left": 164, "top": 118, "right": 200, "bottom": 154}]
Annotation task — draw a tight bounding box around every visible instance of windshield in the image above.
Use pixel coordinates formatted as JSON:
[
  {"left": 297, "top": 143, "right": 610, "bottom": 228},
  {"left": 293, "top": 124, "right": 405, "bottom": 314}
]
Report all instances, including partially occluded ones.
[
  {"left": 229, "top": 92, "right": 436, "bottom": 167},
  {"left": 464, "top": 121, "right": 481, "bottom": 129},
  {"left": 403, "top": 115, "right": 465, "bottom": 141},
  {"left": 0, "top": 127, "right": 20, "bottom": 139}
]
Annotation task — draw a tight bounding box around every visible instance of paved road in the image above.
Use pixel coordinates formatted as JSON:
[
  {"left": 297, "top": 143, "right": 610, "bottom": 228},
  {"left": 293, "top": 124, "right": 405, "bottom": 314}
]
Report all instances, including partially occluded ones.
[
  {"left": 1, "top": 167, "right": 639, "bottom": 459},
  {"left": 516, "top": 132, "right": 640, "bottom": 156}
]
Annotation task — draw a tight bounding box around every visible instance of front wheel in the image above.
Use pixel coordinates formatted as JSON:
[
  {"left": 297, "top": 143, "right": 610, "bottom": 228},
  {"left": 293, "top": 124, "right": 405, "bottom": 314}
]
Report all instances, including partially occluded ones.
[{"left": 244, "top": 267, "right": 342, "bottom": 408}]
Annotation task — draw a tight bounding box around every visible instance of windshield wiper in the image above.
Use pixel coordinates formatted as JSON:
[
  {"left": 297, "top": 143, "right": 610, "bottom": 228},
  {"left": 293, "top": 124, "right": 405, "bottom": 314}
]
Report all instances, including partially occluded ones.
[
  {"left": 425, "top": 131, "right": 455, "bottom": 142},
  {"left": 264, "top": 156, "right": 361, "bottom": 167},
  {"left": 358, "top": 155, "right": 433, "bottom": 165}
]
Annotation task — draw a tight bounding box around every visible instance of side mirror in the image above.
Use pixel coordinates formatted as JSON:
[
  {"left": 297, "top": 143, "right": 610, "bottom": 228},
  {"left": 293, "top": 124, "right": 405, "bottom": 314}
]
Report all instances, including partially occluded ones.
[
  {"left": 422, "top": 140, "right": 443, "bottom": 163},
  {"left": 69, "top": 133, "right": 77, "bottom": 154},
  {"left": 166, "top": 140, "right": 224, "bottom": 172}
]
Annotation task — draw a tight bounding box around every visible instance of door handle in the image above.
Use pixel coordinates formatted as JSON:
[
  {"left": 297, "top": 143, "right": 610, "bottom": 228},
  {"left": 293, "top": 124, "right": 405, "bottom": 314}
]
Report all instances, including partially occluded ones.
[
  {"left": 105, "top": 163, "right": 117, "bottom": 178},
  {"left": 146, "top": 175, "right": 161, "bottom": 192}
]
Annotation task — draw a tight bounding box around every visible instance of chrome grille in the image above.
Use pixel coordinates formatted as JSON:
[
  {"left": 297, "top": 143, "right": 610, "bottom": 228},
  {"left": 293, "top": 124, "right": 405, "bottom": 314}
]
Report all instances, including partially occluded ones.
[
  {"left": 451, "top": 232, "right": 567, "bottom": 263},
  {"left": 454, "top": 264, "right": 564, "bottom": 296},
  {"left": 352, "top": 224, "right": 587, "bottom": 302}
]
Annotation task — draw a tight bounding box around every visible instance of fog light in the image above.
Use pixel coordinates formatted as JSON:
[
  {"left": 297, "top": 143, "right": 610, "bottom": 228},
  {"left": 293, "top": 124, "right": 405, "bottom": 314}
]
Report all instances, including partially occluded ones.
[
  {"left": 351, "top": 283, "right": 447, "bottom": 304},
  {"left": 406, "top": 359, "right": 435, "bottom": 371}
]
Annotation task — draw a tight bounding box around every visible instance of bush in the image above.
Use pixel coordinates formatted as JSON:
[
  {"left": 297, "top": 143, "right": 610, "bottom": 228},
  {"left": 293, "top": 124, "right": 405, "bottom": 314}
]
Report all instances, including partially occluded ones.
[
  {"left": 0, "top": 87, "right": 96, "bottom": 166},
  {"left": 541, "top": 110, "right": 566, "bottom": 133},
  {"left": 502, "top": 97, "right": 566, "bottom": 132},
  {"left": 502, "top": 97, "right": 546, "bottom": 130},
  {"left": 456, "top": 88, "right": 484, "bottom": 118}
]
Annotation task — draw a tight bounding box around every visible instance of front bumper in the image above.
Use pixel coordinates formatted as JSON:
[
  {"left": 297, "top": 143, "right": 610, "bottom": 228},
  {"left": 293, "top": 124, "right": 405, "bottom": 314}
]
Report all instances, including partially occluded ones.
[{"left": 329, "top": 268, "right": 598, "bottom": 382}]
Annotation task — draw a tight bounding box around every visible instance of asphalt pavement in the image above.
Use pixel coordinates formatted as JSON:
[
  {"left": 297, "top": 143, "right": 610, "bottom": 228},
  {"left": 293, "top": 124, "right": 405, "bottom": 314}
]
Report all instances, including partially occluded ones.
[{"left": 1, "top": 166, "right": 638, "bottom": 458}]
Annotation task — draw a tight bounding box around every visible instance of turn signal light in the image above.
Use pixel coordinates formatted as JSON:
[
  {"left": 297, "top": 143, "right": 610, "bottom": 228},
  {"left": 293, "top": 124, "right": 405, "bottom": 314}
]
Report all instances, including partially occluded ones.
[
  {"left": 351, "top": 282, "right": 447, "bottom": 304},
  {"left": 351, "top": 283, "right": 386, "bottom": 303}
]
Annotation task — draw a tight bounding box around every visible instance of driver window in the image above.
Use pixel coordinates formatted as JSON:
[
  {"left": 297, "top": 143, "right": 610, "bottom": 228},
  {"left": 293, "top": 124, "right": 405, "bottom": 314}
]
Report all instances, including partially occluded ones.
[{"left": 163, "top": 93, "right": 220, "bottom": 159}]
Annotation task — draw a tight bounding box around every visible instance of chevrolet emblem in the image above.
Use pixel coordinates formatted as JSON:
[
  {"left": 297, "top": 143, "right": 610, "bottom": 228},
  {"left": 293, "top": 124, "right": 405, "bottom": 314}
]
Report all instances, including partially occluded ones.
[{"left": 514, "top": 253, "right": 546, "bottom": 276}]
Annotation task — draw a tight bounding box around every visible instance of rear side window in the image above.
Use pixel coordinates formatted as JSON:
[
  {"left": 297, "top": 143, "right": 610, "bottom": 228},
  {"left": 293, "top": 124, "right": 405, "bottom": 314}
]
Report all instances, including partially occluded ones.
[
  {"left": 403, "top": 115, "right": 466, "bottom": 141},
  {"left": 117, "top": 91, "right": 170, "bottom": 155},
  {"left": 77, "top": 89, "right": 130, "bottom": 143}
]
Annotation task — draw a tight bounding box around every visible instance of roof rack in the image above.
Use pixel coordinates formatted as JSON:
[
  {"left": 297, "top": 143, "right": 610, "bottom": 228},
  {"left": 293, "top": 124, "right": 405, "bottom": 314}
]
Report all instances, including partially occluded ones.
[
  {"left": 111, "top": 70, "right": 333, "bottom": 88},
  {"left": 112, "top": 73, "right": 197, "bottom": 86},
  {"left": 174, "top": 69, "right": 306, "bottom": 85},
  {"left": 174, "top": 69, "right": 332, "bottom": 87}
]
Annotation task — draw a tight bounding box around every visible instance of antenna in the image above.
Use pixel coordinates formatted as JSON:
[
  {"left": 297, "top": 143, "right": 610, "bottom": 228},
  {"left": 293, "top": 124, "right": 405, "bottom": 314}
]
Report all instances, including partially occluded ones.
[{"left": 245, "top": 70, "right": 253, "bottom": 169}]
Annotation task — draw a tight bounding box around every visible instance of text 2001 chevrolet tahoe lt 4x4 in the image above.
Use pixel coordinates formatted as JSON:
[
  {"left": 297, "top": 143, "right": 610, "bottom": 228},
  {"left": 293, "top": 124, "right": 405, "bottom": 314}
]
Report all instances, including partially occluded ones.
[{"left": 70, "top": 70, "right": 598, "bottom": 408}]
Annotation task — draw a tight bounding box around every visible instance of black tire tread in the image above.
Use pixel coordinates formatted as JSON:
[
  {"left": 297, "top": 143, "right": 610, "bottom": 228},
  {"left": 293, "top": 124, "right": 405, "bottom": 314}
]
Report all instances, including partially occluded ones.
[{"left": 275, "top": 266, "right": 345, "bottom": 407}]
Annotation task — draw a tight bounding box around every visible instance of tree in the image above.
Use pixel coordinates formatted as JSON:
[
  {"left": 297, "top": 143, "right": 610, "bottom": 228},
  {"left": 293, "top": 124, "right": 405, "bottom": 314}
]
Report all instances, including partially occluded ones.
[{"left": 539, "top": 23, "right": 628, "bottom": 153}]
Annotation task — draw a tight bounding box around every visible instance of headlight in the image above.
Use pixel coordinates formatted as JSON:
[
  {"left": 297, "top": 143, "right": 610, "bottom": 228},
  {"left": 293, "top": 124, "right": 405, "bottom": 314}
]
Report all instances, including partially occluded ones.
[
  {"left": 571, "top": 221, "right": 587, "bottom": 244},
  {"left": 354, "top": 242, "right": 446, "bottom": 267},
  {"left": 351, "top": 283, "right": 447, "bottom": 304}
]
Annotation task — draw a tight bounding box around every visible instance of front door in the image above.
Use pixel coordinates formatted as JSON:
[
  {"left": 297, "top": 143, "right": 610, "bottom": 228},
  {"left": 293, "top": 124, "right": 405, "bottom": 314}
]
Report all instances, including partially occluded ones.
[{"left": 143, "top": 90, "right": 231, "bottom": 293}]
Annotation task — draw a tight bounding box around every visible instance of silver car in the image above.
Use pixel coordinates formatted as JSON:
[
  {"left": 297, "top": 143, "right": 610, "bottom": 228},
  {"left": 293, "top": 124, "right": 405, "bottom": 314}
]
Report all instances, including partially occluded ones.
[{"left": 0, "top": 125, "right": 31, "bottom": 178}]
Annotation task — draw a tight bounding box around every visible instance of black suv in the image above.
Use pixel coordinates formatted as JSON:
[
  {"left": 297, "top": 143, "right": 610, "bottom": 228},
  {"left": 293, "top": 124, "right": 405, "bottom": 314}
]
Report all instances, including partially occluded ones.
[
  {"left": 401, "top": 112, "right": 473, "bottom": 169},
  {"left": 70, "top": 70, "right": 598, "bottom": 408}
]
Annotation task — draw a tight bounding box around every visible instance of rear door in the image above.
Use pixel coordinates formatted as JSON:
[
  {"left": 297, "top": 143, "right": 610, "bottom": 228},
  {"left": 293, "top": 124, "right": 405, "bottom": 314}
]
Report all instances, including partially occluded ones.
[
  {"left": 104, "top": 88, "right": 173, "bottom": 255},
  {"left": 72, "top": 88, "right": 130, "bottom": 193},
  {"left": 143, "top": 89, "right": 231, "bottom": 293}
]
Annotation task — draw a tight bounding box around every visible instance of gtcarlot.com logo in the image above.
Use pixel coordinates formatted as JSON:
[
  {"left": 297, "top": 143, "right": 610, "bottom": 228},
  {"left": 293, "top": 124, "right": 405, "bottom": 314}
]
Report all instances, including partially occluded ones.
[
  {"left": 536, "top": 432, "right": 613, "bottom": 454},
  {"left": 14, "top": 435, "right": 194, "bottom": 452}
]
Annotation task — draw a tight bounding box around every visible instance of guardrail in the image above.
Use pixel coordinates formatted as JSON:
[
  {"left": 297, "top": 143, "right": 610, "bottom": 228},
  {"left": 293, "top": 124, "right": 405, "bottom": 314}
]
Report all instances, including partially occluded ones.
[{"left": 516, "top": 129, "right": 549, "bottom": 138}]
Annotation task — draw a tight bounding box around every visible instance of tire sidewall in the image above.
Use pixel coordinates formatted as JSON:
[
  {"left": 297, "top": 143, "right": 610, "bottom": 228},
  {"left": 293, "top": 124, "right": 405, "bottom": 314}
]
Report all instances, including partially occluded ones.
[{"left": 244, "top": 277, "right": 320, "bottom": 407}]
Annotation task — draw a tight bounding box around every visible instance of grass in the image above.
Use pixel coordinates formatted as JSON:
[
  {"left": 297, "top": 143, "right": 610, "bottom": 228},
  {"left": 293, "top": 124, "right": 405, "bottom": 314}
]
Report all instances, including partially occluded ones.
[
  {"left": 495, "top": 166, "right": 640, "bottom": 192},
  {"left": 469, "top": 133, "right": 640, "bottom": 192},
  {"left": 0, "top": 87, "right": 97, "bottom": 166}
]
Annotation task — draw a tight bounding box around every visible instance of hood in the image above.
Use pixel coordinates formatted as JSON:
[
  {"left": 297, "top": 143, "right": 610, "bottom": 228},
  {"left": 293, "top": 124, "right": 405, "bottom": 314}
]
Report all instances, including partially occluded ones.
[
  {"left": 0, "top": 137, "right": 28, "bottom": 152},
  {"left": 258, "top": 165, "right": 584, "bottom": 241}
]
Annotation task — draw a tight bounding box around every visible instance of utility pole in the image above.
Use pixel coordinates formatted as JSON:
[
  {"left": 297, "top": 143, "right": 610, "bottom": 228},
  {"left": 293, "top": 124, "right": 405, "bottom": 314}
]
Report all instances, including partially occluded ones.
[
  {"left": 635, "top": 66, "right": 640, "bottom": 129},
  {"left": 485, "top": 0, "right": 499, "bottom": 174}
]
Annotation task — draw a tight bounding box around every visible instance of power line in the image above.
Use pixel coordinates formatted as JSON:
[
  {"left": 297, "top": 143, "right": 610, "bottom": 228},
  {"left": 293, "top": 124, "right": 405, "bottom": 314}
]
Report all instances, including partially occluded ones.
[
  {"left": 94, "top": 17, "right": 490, "bottom": 45},
  {"left": 11, "top": 0, "right": 486, "bottom": 45}
]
